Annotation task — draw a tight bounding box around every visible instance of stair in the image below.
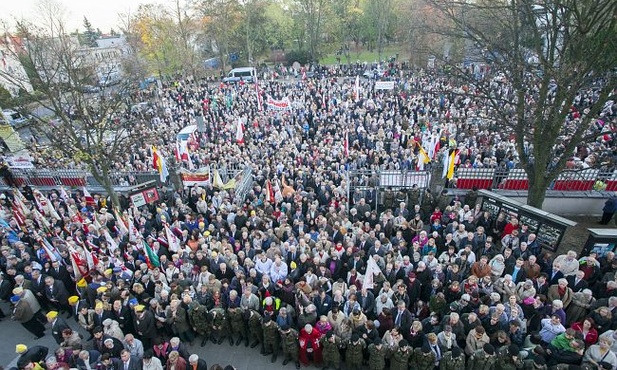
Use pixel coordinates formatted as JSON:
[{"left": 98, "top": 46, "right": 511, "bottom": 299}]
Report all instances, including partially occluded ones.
[{"left": 0, "top": 124, "right": 26, "bottom": 152}]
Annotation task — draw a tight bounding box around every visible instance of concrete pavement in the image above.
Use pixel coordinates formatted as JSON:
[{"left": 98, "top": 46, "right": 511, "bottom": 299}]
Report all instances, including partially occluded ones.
[{"left": 0, "top": 301, "right": 316, "bottom": 370}]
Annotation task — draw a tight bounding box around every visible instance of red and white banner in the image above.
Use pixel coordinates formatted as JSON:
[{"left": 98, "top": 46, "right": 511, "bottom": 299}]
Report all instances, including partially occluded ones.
[
  {"left": 266, "top": 95, "right": 292, "bottom": 111},
  {"left": 180, "top": 168, "right": 211, "bottom": 187}
]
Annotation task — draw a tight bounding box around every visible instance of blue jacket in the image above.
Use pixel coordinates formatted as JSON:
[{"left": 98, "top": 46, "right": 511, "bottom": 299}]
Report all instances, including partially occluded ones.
[{"left": 603, "top": 196, "right": 617, "bottom": 213}]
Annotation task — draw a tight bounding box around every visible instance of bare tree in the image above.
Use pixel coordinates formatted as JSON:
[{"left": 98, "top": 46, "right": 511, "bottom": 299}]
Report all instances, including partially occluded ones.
[
  {"left": 0, "top": 6, "right": 145, "bottom": 206},
  {"left": 428, "top": 0, "right": 617, "bottom": 207}
]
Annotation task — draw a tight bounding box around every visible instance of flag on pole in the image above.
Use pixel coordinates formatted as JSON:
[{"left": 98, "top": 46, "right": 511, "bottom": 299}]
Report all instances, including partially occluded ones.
[
  {"left": 13, "top": 188, "right": 30, "bottom": 216},
  {"left": 255, "top": 74, "right": 263, "bottom": 111},
  {"left": 12, "top": 202, "right": 27, "bottom": 230},
  {"left": 212, "top": 169, "right": 224, "bottom": 189},
  {"left": 273, "top": 178, "right": 284, "bottom": 203},
  {"left": 82, "top": 187, "right": 95, "bottom": 207},
  {"left": 127, "top": 216, "right": 141, "bottom": 242},
  {"left": 114, "top": 210, "right": 129, "bottom": 237},
  {"left": 364, "top": 256, "right": 381, "bottom": 289},
  {"left": 59, "top": 186, "right": 70, "bottom": 201},
  {"left": 344, "top": 130, "right": 349, "bottom": 158},
  {"left": 32, "top": 188, "right": 60, "bottom": 220},
  {"left": 103, "top": 229, "right": 119, "bottom": 252},
  {"left": 416, "top": 143, "right": 431, "bottom": 171},
  {"left": 354, "top": 75, "right": 360, "bottom": 102},
  {"left": 151, "top": 145, "right": 169, "bottom": 183},
  {"left": 164, "top": 224, "right": 181, "bottom": 253},
  {"left": 82, "top": 240, "right": 99, "bottom": 269},
  {"left": 142, "top": 239, "right": 160, "bottom": 268},
  {"left": 68, "top": 246, "right": 88, "bottom": 279},
  {"left": 235, "top": 118, "right": 244, "bottom": 144},
  {"left": 39, "top": 237, "right": 62, "bottom": 262},
  {"left": 446, "top": 149, "right": 458, "bottom": 180},
  {"left": 265, "top": 179, "right": 275, "bottom": 204}
]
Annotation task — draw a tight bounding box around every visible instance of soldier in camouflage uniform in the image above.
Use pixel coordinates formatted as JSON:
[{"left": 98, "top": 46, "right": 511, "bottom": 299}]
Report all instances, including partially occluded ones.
[
  {"left": 208, "top": 306, "right": 229, "bottom": 345},
  {"left": 187, "top": 300, "right": 211, "bottom": 347},
  {"left": 367, "top": 338, "right": 388, "bottom": 370},
  {"left": 467, "top": 344, "right": 497, "bottom": 370},
  {"left": 246, "top": 309, "right": 263, "bottom": 349},
  {"left": 344, "top": 333, "right": 366, "bottom": 370},
  {"left": 261, "top": 315, "right": 280, "bottom": 363},
  {"left": 228, "top": 306, "right": 248, "bottom": 346},
  {"left": 383, "top": 189, "right": 395, "bottom": 210},
  {"left": 408, "top": 184, "right": 421, "bottom": 208},
  {"left": 496, "top": 344, "right": 523, "bottom": 370},
  {"left": 421, "top": 189, "right": 435, "bottom": 219},
  {"left": 320, "top": 331, "right": 342, "bottom": 370},
  {"left": 440, "top": 347, "right": 466, "bottom": 370},
  {"left": 389, "top": 340, "right": 413, "bottom": 370},
  {"left": 436, "top": 189, "right": 452, "bottom": 212},
  {"left": 414, "top": 345, "right": 437, "bottom": 370},
  {"left": 395, "top": 190, "right": 407, "bottom": 207},
  {"left": 279, "top": 324, "right": 300, "bottom": 369}
]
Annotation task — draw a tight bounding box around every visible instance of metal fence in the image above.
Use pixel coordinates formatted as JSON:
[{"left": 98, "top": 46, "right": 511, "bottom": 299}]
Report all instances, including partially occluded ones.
[
  {"left": 347, "top": 169, "right": 432, "bottom": 211},
  {"left": 452, "top": 167, "right": 617, "bottom": 192}
]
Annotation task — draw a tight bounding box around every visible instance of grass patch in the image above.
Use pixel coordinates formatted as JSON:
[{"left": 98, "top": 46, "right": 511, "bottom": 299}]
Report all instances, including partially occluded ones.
[{"left": 320, "top": 45, "right": 407, "bottom": 65}]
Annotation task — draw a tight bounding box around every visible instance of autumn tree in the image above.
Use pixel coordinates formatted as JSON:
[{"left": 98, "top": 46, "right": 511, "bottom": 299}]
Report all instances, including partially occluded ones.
[
  {"left": 0, "top": 3, "right": 145, "bottom": 206},
  {"left": 195, "top": 0, "right": 242, "bottom": 71},
  {"left": 428, "top": 0, "right": 617, "bottom": 207}
]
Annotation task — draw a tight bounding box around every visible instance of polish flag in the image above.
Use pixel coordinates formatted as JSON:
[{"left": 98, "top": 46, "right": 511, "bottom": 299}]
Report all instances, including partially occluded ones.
[
  {"left": 236, "top": 118, "right": 244, "bottom": 144},
  {"left": 82, "top": 187, "right": 95, "bottom": 207}
]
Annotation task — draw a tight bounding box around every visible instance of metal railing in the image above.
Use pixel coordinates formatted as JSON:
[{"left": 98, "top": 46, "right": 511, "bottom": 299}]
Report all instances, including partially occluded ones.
[{"left": 452, "top": 167, "right": 617, "bottom": 192}]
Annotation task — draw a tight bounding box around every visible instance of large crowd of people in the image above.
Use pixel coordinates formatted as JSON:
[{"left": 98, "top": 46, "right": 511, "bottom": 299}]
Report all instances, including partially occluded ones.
[{"left": 1, "top": 64, "right": 617, "bottom": 370}]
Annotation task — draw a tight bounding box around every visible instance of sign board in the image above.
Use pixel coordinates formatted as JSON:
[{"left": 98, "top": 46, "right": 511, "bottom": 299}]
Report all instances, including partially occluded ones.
[
  {"left": 266, "top": 96, "right": 292, "bottom": 111},
  {"left": 130, "top": 192, "right": 146, "bottom": 208},
  {"left": 375, "top": 81, "right": 395, "bottom": 90},
  {"left": 180, "top": 169, "right": 210, "bottom": 187},
  {"left": 4, "top": 152, "right": 35, "bottom": 169},
  {"left": 479, "top": 190, "right": 576, "bottom": 252},
  {"left": 130, "top": 186, "right": 159, "bottom": 208}
]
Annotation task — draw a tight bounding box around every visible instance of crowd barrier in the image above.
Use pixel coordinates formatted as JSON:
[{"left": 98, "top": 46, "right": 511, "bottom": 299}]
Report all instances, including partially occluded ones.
[{"left": 454, "top": 167, "right": 617, "bottom": 191}]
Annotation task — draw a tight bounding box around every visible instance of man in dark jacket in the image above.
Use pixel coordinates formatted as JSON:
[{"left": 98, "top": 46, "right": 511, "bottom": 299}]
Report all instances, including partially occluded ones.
[{"left": 16, "top": 344, "right": 49, "bottom": 369}]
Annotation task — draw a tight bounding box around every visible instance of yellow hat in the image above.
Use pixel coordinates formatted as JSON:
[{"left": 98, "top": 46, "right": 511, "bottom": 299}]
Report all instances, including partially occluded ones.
[
  {"left": 290, "top": 261, "right": 297, "bottom": 269},
  {"left": 250, "top": 210, "right": 256, "bottom": 216},
  {"left": 46, "top": 311, "right": 58, "bottom": 320},
  {"left": 104, "top": 269, "right": 113, "bottom": 276},
  {"left": 12, "top": 287, "right": 24, "bottom": 295},
  {"left": 96, "top": 286, "right": 107, "bottom": 293},
  {"left": 135, "top": 305, "right": 145, "bottom": 312},
  {"left": 77, "top": 278, "right": 87, "bottom": 288},
  {"left": 204, "top": 231, "right": 210, "bottom": 236},
  {"left": 95, "top": 302, "right": 104, "bottom": 310},
  {"left": 68, "top": 296, "right": 80, "bottom": 305},
  {"left": 199, "top": 222, "right": 205, "bottom": 228},
  {"left": 211, "top": 251, "right": 218, "bottom": 258},
  {"left": 16, "top": 344, "right": 27, "bottom": 354}
]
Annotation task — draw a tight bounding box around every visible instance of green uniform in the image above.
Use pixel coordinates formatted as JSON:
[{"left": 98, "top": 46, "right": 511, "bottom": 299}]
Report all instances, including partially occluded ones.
[
  {"left": 280, "top": 328, "right": 300, "bottom": 364},
  {"left": 320, "top": 335, "right": 342, "bottom": 369},
  {"left": 436, "top": 193, "right": 451, "bottom": 211},
  {"left": 228, "top": 307, "right": 247, "bottom": 341},
  {"left": 413, "top": 348, "right": 437, "bottom": 370},
  {"left": 467, "top": 349, "right": 497, "bottom": 370},
  {"left": 495, "top": 347, "right": 523, "bottom": 370},
  {"left": 390, "top": 345, "right": 413, "bottom": 370},
  {"left": 367, "top": 344, "right": 387, "bottom": 370},
  {"left": 247, "top": 309, "right": 263, "bottom": 347},
  {"left": 344, "top": 339, "right": 366, "bottom": 369},
  {"left": 440, "top": 351, "right": 466, "bottom": 370},
  {"left": 262, "top": 319, "right": 280, "bottom": 355},
  {"left": 522, "top": 359, "right": 547, "bottom": 370},
  {"left": 188, "top": 302, "right": 210, "bottom": 337},
  {"left": 383, "top": 190, "right": 395, "bottom": 210},
  {"left": 408, "top": 188, "right": 421, "bottom": 207},
  {"left": 210, "top": 307, "right": 229, "bottom": 341},
  {"left": 421, "top": 191, "right": 435, "bottom": 215}
]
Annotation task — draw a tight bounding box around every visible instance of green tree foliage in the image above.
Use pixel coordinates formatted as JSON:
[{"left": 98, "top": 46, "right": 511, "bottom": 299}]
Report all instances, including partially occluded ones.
[{"left": 82, "top": 16, "right": 99, "bottom": 47}]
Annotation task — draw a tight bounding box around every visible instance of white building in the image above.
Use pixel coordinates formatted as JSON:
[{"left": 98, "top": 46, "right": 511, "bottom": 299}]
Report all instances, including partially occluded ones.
[{"left": 0, "top": 38, "right": 33, "bottom": 97}]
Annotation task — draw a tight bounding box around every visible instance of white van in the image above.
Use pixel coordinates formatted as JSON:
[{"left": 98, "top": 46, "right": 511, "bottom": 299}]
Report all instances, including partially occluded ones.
[
  {"left": 223, "top": 67, "right": 256, "bottom": 83},
  {"left": 177, "top": 125, "right": 198, "bottom": 143}
]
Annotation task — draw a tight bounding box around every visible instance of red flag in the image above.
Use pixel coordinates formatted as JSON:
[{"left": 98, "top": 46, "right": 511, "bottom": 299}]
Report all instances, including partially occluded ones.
[
  {"left": 82, "top": 187, "right": 95, "bottom": 207},
  {"left": 236, "top": 118, "right": 244, "bottom": 144},
  {"left": 265, "top": 179, "right": 275, "bottom": 203},
  {"left": 12, "top": 202, "right": 26, "bottom": 229}
]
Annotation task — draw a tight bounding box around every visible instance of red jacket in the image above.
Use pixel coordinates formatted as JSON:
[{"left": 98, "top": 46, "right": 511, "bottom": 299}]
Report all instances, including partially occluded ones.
[{"left": 571, "top": 322, "right": 598, "bottom": 345}]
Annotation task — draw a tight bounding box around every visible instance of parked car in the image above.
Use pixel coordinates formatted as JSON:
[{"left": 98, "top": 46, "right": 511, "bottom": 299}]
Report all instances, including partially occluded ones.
[
  {"left": 1, "top": 109, "right": 30, "bottom": 127},
  {"left": 363, "top": 68, "right": 386, "bottom": 79}
]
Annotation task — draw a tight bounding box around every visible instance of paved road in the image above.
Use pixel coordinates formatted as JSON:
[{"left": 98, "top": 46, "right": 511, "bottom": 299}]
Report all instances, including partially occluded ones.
[{"left": 0, "top": 301, "right": 314, "bottom": 370}]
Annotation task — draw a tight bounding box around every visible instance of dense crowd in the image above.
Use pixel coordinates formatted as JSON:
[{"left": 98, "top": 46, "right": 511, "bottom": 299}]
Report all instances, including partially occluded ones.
[
  {"left": 28, "top": 64, "right": 617, "bottom": 185},
  {"left": 1, "top": 66, "right": 617, "bottom": 370}
]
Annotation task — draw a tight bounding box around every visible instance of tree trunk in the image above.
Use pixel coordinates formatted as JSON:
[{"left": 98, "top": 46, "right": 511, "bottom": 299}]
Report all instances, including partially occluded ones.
[
  {"left": 91, "top": 163, "right": 119, "bottom": 209},
  {"left": 527, "top": 174, "right": 548, "bottom": 209}
]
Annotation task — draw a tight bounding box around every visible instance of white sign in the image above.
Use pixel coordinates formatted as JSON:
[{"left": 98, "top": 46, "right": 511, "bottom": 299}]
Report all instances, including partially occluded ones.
[
  {"left": 374, "top": 81, "right": 395, "bottom": 90},
  {"left": 4, "top": 153, "right": 35, "bottom": 168},
  {"left": 130, "top": 193, "right": 146, "bottom": 208}
]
